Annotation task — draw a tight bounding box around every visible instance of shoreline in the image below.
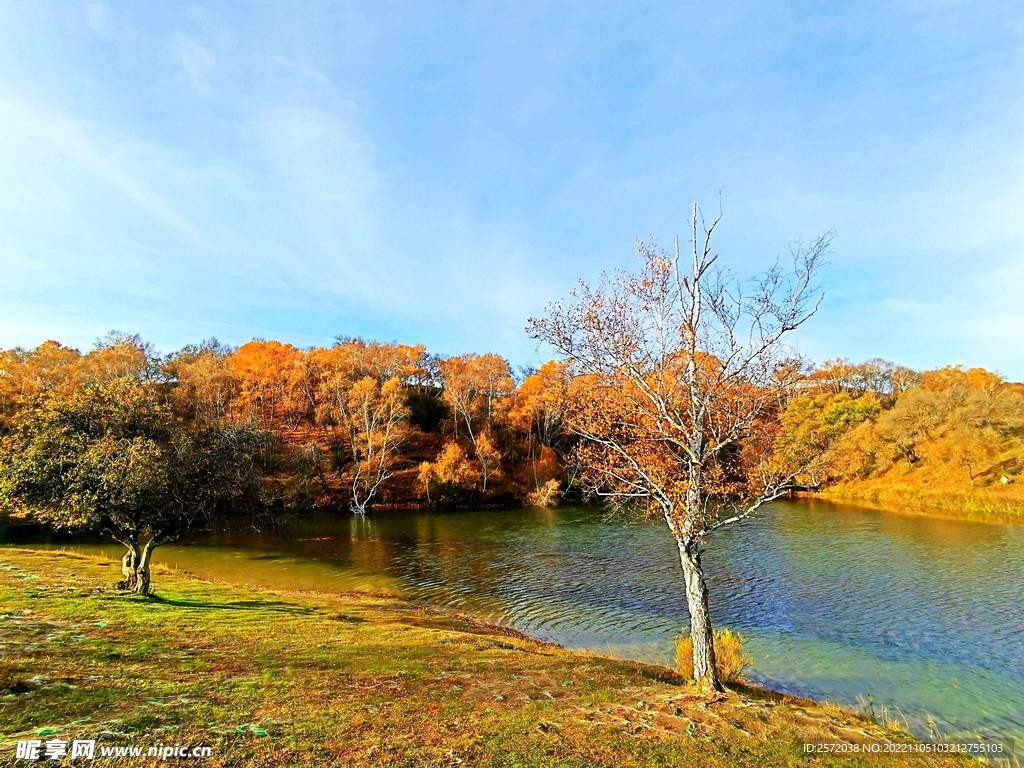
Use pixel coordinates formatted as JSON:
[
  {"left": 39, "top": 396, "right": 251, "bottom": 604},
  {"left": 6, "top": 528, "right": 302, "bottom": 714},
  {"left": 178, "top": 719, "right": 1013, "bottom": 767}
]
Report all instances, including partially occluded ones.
[
  {"left": 798, "top": 486, "right": 1024, "bottom": 526},
  {"left": 0, "top": 548, "right": 973, "bottom": 767}
]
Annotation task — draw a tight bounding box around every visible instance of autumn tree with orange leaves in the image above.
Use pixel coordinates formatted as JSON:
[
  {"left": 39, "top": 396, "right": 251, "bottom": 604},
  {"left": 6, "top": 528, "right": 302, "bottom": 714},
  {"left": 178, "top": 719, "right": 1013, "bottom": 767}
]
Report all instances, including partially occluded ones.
[
  {"left": 226, "top": 340, "right": 304, "bottom": 430},
  {"left": 512, "top": 360, "right": 570, "bottom": 451},
  {"left": 164, "top": 339, "right": 237, "bottom": 429},
  {"left": 0, "top": 342, "right": 81, "bottom": 426},
  {"left": 508, "top": 361, "right": 570, "bottom": 502},
  {"left": 439, "top": 353, "right": 515, "bottom": 484},
  {"left": 439, "top": 353, "right": 514, "bottom": 441},
  {"left": 296, "top": 340, "right": 418, "bottom": 512},
  {"left": 529, "top": 205, "right": 832, "bottom": 693},
  {"left": 329, "top": 337, "right": 427, "bottom": 385},
  {"left": 475, "top": 431, "right": 500, "bottom": 491}
]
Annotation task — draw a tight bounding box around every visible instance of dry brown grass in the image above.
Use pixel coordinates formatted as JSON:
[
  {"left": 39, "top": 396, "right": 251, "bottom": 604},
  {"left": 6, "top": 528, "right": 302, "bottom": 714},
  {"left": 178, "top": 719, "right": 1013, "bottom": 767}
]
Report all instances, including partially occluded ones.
[
  {"left": 808, "top": 480, "right": 1024, "bottom": 525},
  {"left": 0, "top": 658, "right": 32, "bottom": 695},
  {"left": 675, "top": 627, "right": 752, "bottom": 683}
]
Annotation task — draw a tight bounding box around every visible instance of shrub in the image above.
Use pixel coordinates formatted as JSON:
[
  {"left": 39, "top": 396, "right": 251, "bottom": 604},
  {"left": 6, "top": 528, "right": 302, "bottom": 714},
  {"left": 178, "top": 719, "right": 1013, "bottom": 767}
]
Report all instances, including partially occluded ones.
[
  {"left": 0, "top": 659, "right": 31, "bottom": 694},
  {"left": 675, "top": 627, "right": 751, "bottom": 682},
  {"left": 526, "top": 479, "right": 561, "bottom": 507}
]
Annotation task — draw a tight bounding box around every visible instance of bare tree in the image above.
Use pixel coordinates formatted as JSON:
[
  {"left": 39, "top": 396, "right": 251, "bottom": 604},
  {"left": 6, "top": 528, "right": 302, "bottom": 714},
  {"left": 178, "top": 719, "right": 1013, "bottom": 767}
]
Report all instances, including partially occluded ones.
[
  {"left": 341, "top": 377, "right": 410, "bottom": 514},
  {"left": 529, "top": 204, "right": 833, "bottom": 692}
]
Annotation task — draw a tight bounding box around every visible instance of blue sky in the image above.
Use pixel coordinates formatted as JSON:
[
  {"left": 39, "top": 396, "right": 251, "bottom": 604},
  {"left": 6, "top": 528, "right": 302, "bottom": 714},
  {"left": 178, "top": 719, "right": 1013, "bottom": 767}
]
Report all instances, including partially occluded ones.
[{"left": 1, "top": 1, "right": 1022, "bottom": 378}]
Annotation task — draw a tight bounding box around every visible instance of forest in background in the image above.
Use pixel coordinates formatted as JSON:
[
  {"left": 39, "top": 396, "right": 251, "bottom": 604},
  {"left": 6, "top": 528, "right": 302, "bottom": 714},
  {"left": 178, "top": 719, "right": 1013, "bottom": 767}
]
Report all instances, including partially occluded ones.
[
  {"left": 1, "top": 333, "right": 1022, "bottom": 520},
  {"left": 780, "top": 358, "right": 1024, "bottom": 519}
]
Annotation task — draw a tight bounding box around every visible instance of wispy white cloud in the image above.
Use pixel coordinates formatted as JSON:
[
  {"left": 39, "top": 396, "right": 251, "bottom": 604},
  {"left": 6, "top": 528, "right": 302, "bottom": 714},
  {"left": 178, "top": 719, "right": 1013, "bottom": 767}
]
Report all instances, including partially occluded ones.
[
  {"left": 270, "top": 55, "right": 336, "bottom": 89},
  {"left": 169, "top": 32, "right": 216, "bottom": 95},
  {"left": 85, "top": 3, "right": 106, "bottom": 33},
  {"left": 254, "top": 104, "right": 381, "bottom": 289},
  {"left": 248, "top": 100, "right": 558, "bottom": 358},
  {"left": 0, "top": 98, "right": 200, "bottom": 240}
]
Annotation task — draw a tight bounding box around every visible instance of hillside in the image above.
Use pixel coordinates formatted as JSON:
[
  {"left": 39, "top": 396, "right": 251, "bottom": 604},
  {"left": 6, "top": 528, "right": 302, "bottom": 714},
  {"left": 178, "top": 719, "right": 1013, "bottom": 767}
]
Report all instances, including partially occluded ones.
[{"left": 780, "top": 363, "right": 1024, "bottom": 523}]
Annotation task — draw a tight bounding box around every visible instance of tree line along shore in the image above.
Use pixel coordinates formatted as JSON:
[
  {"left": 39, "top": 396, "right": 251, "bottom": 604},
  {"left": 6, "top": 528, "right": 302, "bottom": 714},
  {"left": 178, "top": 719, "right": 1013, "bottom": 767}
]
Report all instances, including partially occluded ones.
[{"left": 2, "top": 333, "right": 1021, "bottom": 521}]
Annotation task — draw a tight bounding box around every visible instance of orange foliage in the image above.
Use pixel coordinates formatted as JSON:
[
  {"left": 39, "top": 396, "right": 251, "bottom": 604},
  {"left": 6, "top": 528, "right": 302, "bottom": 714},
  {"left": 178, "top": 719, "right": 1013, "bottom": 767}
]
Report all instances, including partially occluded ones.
[
  {"left": 1, "top": 336, "right": 156, "bottom": 426},
  {"left": 816, "top": 364, "right": 1023, "bottom": 489},
  {"left": 921, "top": 365, "right": 1004, "bottom": 395},
  {"left": 80, "top": 333, "right": 153, "bottom": 382},
  {"left": 0, "top": 342, "right": 82, "bottom": 421},
  {"left": 164, "top": 349, "right": 236, "bottom": 428},
  {"left": 1, "top": 333, "right": 570, "bottom": 508},
  {"left": 558, "top": 354, "right": 776, "bottom": 528},
  {"left": 475, "top": 431, "right": 500, "bottom": 491},
  {"left": 509, "top": 360, "right": 569, "bottom": 449},
  {"left": 225, "top": 341, "right": 304, "bottom": 430},
  {"left": 343, "top": 376, "right": 410, "bottom": 512},
  {"left": 438, "top": 353, "right": 514, "bottom": 441},
  {"left": 325, "top": 338, "right": 426, "bottom": 384}
]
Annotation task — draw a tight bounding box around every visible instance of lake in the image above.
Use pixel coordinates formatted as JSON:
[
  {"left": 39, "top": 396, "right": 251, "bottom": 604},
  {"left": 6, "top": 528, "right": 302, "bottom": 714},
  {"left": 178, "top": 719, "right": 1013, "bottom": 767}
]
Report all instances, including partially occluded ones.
[{"left": 3, "top": 498, "right": 1022, "bottom": 745}]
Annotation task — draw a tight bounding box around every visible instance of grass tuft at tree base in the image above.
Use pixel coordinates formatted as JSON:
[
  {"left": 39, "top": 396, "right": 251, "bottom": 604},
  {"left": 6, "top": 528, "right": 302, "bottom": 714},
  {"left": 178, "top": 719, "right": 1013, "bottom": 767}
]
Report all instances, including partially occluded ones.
[{"left": 675, "top": 628, "right": 752, "bottom": 683}]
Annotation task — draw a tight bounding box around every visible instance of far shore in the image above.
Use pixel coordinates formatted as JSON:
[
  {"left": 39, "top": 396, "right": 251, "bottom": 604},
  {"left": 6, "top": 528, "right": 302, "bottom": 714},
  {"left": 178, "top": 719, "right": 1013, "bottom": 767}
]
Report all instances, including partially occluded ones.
[{"left": 799, "top": 483, "right": 1024, "bottom": 526}]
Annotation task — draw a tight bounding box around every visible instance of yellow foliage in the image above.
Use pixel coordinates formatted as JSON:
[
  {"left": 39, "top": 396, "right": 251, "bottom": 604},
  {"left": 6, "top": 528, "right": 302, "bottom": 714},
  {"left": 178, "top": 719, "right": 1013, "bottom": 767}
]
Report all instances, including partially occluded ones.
[
  {"left": 432, "top": 441, "right": 475, "bottom": 488},
  {"left": 225, "top": 340, "right": 304, "bottom": 429},
  {"left": 526, "top": 478, "right": 561, "bottom": 507},
  {"left": 474, "top": 431, "right": 501, "bottom": 490},
  {"left": 675, "top": 628, "right": 751, "bottom": 683},
  {"left": 921, "top": 365, "right": 1004, "bottom": 394},
  {"left": 830, "top": 367, "right": 1023, "bottom": 487},
  {"left": 1, "top": 336, "right": 155, "bottom": 426},
  {"left": 510, "top": 360, "right": 569, "bottom": 446},
  {"left": 417, "top": 461, "right": 434, "bottom": 485},
  {"left": 438, "top": 353, "right": 515, "bottom": 440}
]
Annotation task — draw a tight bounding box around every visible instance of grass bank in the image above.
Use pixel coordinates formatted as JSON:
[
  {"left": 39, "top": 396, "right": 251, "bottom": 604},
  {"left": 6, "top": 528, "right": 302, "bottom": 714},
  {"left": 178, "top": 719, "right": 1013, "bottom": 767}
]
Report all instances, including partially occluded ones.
[
  {"left": 804, "top": 480, "right": 1024, "bottom": 526},
  {"left": 0, "top": 549, "right": 971, "bottom": 767}
]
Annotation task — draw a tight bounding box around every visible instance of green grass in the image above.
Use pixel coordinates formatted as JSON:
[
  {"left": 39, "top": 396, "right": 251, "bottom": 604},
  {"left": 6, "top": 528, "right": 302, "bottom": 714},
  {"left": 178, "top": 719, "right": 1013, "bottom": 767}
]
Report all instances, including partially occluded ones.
[{"left": 0, "top": 549, "right": 972, "bottom": 767}]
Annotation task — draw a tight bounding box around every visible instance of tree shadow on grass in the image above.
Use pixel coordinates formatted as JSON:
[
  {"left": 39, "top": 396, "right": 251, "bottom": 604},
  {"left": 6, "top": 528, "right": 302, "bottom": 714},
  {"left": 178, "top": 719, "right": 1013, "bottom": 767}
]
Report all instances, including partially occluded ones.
[{"left": 148, "top": 596, "right": 318, "bottom": 615}]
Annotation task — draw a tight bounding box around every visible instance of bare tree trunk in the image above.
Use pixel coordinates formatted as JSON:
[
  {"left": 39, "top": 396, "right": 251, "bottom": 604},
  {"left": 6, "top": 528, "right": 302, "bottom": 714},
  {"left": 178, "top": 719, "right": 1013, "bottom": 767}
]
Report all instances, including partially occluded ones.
[
  {"left": 120, "top": 549, "right": 136, "bottom": 589},
  {"left": 350, "top": 464, "right": 367, "bottom": 514},
  {"left": 677, "top": 537, "right": 723, "bottom": 694},
  {"left": 133, "top": 539, "right": 159, "bottom": 596},
  {"left": 116, "top": 538, "right": 140, "bottom": 591}
]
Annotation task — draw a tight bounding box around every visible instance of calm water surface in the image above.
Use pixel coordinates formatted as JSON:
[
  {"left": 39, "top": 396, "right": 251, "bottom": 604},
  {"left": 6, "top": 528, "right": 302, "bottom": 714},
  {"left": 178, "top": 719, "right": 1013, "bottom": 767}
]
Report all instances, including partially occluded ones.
[{"left": 4, "top": 499, "right": 1023, "bottom": 744}]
